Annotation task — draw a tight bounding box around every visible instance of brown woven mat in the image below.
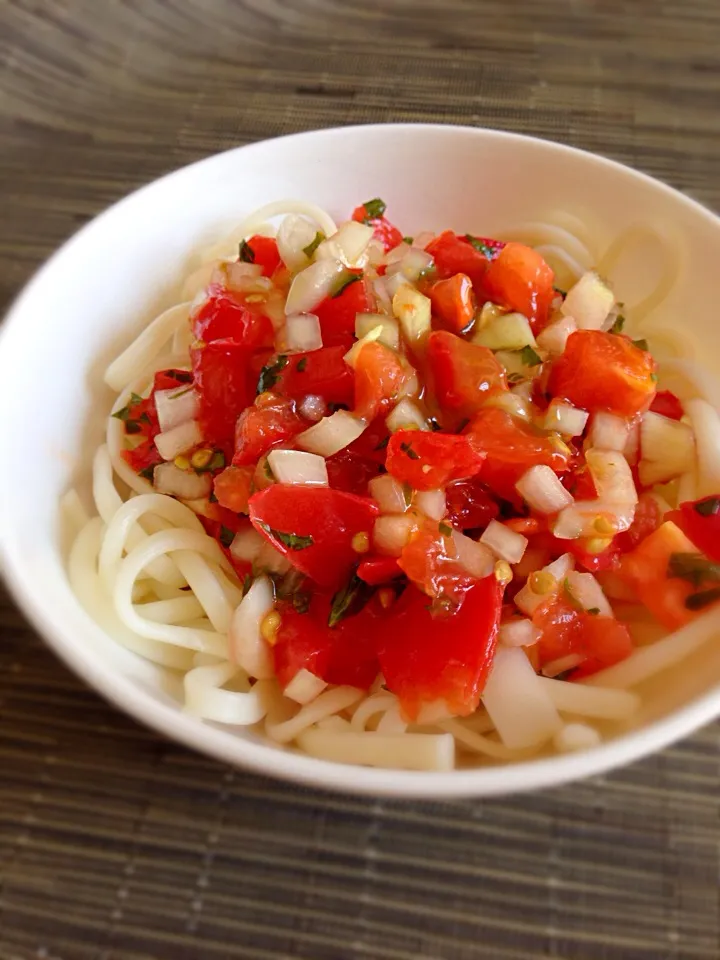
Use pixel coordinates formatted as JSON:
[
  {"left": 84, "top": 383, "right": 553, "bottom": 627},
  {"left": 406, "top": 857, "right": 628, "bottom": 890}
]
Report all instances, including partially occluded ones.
[{"left": 2, "top": 1, "right": 720, "bottom": 957}]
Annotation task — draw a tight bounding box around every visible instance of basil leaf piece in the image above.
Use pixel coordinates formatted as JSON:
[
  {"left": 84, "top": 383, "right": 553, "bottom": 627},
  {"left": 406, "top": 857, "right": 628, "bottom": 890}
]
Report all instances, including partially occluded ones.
[
  {"left": 694, "top": 496, "right": 720, "bottom": 517},
  {"left": 238, "top": 240, "right": 255, "bottom": 263},
  {"left": 328, "top": 573, "right": 374, "bottom": 628},
  {"left": 465, "top": 234, "right": 495, "bottom": 258},
  {"left": 519, "top": 345, "right": 542, "bottom": 367},
  {"left": 667, "top": 552, "right": 720, "bottom": 587},
  {"left": 256, "top": 355, "right": 289, "bottom": 394},
  {"left": 296, "top": 357, "right": 308, "bottom": 373},
  {"left": 302, "top": 232, "right": 324, "bottom": 258},
  {"left": 609, "top": 314, "right": 626, "bottom": 334},
  {"left": 332, "top": 272, "right": 362, "bottom": 298},
  {"left": 256, "top": 521, "right": 313, "bottom": 551},
  {"left": 400, "top": 441, "right": 419, "bottom": 460},
  {"left": 219, "top": 525, "right": 235, "bottom": 547},
  {"left": 685, "top": 587, "right": 720, "bottom": 611},
  {"left": 362, "top": 197, "right": 386, "bottom": 220}
]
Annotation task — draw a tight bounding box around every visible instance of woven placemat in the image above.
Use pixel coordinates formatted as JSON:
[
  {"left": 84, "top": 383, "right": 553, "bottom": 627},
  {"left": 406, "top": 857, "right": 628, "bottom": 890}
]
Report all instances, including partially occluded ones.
[{"left": 2, "top": 1, "right": 720, "bottom": 957}]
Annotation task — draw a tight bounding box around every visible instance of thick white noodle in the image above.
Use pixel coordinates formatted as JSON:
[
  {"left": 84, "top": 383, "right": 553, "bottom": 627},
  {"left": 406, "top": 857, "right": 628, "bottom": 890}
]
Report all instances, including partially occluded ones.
[
  {"left": 265, "top": 686, "right": 363, "bottom": 744},
  {"left": 533, "top": 244, "right": 587, "bottom": 284},
  {"left": 438, "top": 718, "right": 538, "bottom": 761},
  {"left": 596, "top": 225, "right": 679, "bottom": 325},
  {"left": 234, "top": 200, "right": 338, "bottom": 241},
  {"left": 537, "top": 677, "right": 639, "bottom": 720},
  {"left": 60, "top": 488, "right": 90, "bottom": 540},
  {"left": 297, "top": 727, "right": 455, "bottom": 771},
  {"left": 685, "top": 398, "right": 720, "bottom": 498},
  {"left": 104, "top": 303, "right": 191, "bottom": 391},
  {"left": 137, "top": 595, "right": 205, "bottom": 624},
  {"left": 658, "top": 359, "right": 720, "bottom": 410},
  {"left": 500, "top": 221, "right": 594, "bottom": 270},
  {"left": 349, "top": 693, "right": 400, "bottom": 732},
  {"left": 184, "top": 663, "right": 269, "bottom": 725}
]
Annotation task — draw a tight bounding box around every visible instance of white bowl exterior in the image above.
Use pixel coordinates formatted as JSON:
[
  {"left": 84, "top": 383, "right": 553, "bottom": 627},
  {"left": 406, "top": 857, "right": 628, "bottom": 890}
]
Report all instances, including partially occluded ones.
[{"left": 2, "top": 123, "right": 720, "bottom": 797}]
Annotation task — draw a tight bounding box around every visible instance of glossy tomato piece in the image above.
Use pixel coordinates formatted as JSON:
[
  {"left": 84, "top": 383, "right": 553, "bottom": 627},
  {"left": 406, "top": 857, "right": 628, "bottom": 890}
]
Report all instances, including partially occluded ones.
[
  {"left": 427, "top": 330, "right": 507, "bottom": 421},
  {"left": 482, "top": 242, "right": 555, "bottom": 332},
  {"left": 314, "top": 275, "right": 371, "bottom": 347},
  {"left": 466, "top": 407, "right": 573, "bottom": 502},
  {"left": 213, "top": 465, "right": 254, "bottom": 513},
  {"left": 243, "top": 235, "right": 281, "bottom": 277},
  {"left": 668, "top": 496, "right": 720, "bottom": 563},
  {"left": 232, "top": 395, "right": 304, "bottom": 466},
  {"left": 192, "top": 290, "right": 274, "bottom": 347},
  {"left": 347, "top": 417, "right": 391, "bottom": 465},
  {"left": 191, "top": 339, "right": 255, "bottom": 445},
  {"left": 153, "top": 369, "right": 194, "bottom": 392},
  {"left": 424, "top": 231, "right": 490, "bottom": 290},
  {"left": 386, "top": 430, "right": 485, "bottom": 491},
  {"left": 326, "top": 451, "right": 381, "bottom": 496},
  {"left": 351, "top": 203, "right": 403, "bottom": 251},
  {"left": 532, "top": 593, "right": 633, "bottom": 677},
  {"left": 356, "top": 555, "right": 403, "bottom": 585},
  {"left": 377, "top": 578, "right": 502, "bottom": 719},
  {"left": 248, "top": 485, "right": 379, "bottom": 590},
  {"left": 398, "top": 525, "right": 477, "bottom": 605},
  {"left": 272, "top": 346, "right": 354, "bottom": 407},
  {"left": 122, "top": 438, "right": 163, "bottom": 477},
  {"left": 354, "top": 341, "right": 411, "bottom": 421},
  {"left": 445, "top": 477, "right": 500, "bottom": 531},
  {"left": 429, "top": 274, "right": 476, "bottom": 334},
  {"left": 549, "top": 330, "right": 657, "bottom": 418}
]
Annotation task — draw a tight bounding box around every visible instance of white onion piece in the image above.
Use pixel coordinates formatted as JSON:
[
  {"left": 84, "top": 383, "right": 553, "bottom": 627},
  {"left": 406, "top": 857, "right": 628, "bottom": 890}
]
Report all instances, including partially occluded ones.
[
  {"left": 483, "top": 391, "right": 532, "bottom": 422},
  {"left": 283, "top": 313, "right": 322, "bottom": 353},
  {"left": 283, "top": 668, "right": 328, "bottom": 705},
  {"left": 154, "top": 387, "right": 199, "bottom": 433},
  {"left": 154, "top": 419, "right": 203, "bottom": 461},
  {"left": 473, "top": 312, "right": 536, "bottom": 350},
  {"left": 638, "top": 411, "right": 695, "bottom": 485},
  {"left": 372, "top": 276, "right": 393, "bottom": 314},
  {"left": 297, "top": 728, "right": 455, "bottom": 772},
  {"left": 386, "top": 398, "right": 429, "bottom": 433},
  {"left": 383, "top": 241, "right": 411, "bottom": 266},
  {"left": 386, "top": 246, "right": 434, "bottom": 283},
  {"left": 481, "top": 647, "right": 562, "bottom": 749},
  {"left": 586, "top": 449, "right": 638, "bottom": 505},
  {"left": 153, "top": 462, "right": 211, "bottom": 499},
  {"left": 480, "top": 519, "right": 527, "bottom": 564},
  {"left": 413, "top": 231, "right": 435, "bottom": 250},
  {"left": 296, "top": 410, "right": 366, "bottom": 457},
  {"left": 515, "top": 465, "right": 574, "bottom": 514},
  {"left": 544, "top": 402, "right": 589, "bottom": 437},
  {"left": 344, "top": 325, "right": 384, "bottom": 368},
  {"left": 285, "top": 258, "right": 345, "bottom": 315},
  {"left": 355, "top": 313, "right": 400, "bottom": 350},
  {"left": 415, "top": 489, "right": 446, "bottom": 522},
  {"left": 229, "top": 526, "right": 266, "bottom": 564},
  {"left": 277, "top": 214, "right": 318, "bottom": 271},
  {"left": 392, "top": 283, "right": 432, "bottom": 343},
  {"left": 452, "top": 530, "right": 495, "bottom": 578},
  {"left": 536, "top": 315, "right": 577, "bottom": 355},
  {"left": 298, "top": 394, "right": 327, "bottom": 422},
  {"left": 554, "top": 500, "right": 635, "bottom": 538},
  {"left": 221, "top": 260, "right": 264, "bottom": 290},
  {"left": 686, "top": 398, "right": 720, "bottom": 498},
  {"left": 315, "top": 220, "right": 374, "bottom": 267},
  {"left": 499, "top": 619, "right": 542, "bottom": 647},
  {"left": 554, "top": 723, "right": 602, "bottom": 753},
  {"left": 229, "top": 576, "right": 275, "bottom": 680},
  {"left": 267, "top": 449, "right": 328, "bottom": 486},
  {"left": 589, "top": 412, "right": 629, "bottom": 451},
  {"left": 384, "top": 270, "right": 411, "bottom": 300},
  {"left": 565, "top": 571, "right": 613, "bottom": 617},
  {"left": 514, "top": 553, "right": 574, "bottom": 616},
  {"left": 542, "top": 653, "right": 585, "bottom": 678},
  {"left": 369, "top": 475, "right": 408, "bottom": 515},
  {"left": 546, "top": 553, "right": 575, "bottom": 579},
  {"left": 256, "top": 540, "right": 292, "bottom": 575},
  {"left": 561, "top": 271, "right": 614, "bottom": 330},
  {"left": 373, "top": 515, "right": 416, "bottom": 556}
]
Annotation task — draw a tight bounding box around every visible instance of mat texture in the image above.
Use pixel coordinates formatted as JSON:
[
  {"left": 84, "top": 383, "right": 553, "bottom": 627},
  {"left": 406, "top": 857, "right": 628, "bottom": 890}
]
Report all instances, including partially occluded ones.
[{"left": 2, "top": 1, "right": 720, "bottom": 958}]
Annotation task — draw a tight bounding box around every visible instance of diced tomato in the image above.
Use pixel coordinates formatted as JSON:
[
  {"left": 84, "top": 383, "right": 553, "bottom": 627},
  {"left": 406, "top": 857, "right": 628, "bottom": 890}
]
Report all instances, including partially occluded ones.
[
  {"left": 213, "top": 465, "right": 254, "bottom": 513},
  {"left": 399, "top": 525, "right": 476, "bottom": 605},
  {"left": 192, "top": 290, "right": 274, "bottom": 347},
  {"left": 376, "top": 578, "right": 502, "bottom": 719},
  {"left": 153, "top": 369, "right": 194, "bottom": 392},
  {"left": 650, "top": 389, "right": 683, "bottom": 421},
  {"left": 191, "top": 339, "right": 255, "bottom": 445},
  {"left": 427, "top": 330, "right": 508, "bottom": 421},
  {"left": 429, "top": 274, "right": 476, "bottom": 334},
  {"left": 351, "top": 203, "right": 403, "bottom": 252},
  {"left": 532, "top": 593, "right": 633, "bottom": 676},
  {"left": 424, "top": 231, "right": 490, "bottom": 291},
  {"left": 354, "top": 341, "right": 410, "bottom": 421},
  {"left": 325, "top": 451, "right": 381, "bottom": 496},
  {"left": 274, "top": 593, "right": 380, "bottom": 690},
  {"left": 386, "top": 430, "right": 485, "bottom": 492},
  {"left": 273, "top": 346, "right": 354, "bottom": 407},
  {"left": 356, "top": 555, "right": 403, "bottom": 585},
  {"left": 549, "top": 330, "right": 657, "bottom": 418},
  {"left": 233, "top": 395, "right": 304, "bottom": 466},
  {"left": 445, "top": 477, "right": 500, "bottom": 531},
  {"left": 248, "top": 485, "right": 379, "bottom": 590},
  {"left": 122, "top": 438, "right": 163, "bottom": 477},
  {"left": 668, "top": 496, "right": 720, "bottom": 564},
  {"left": 347, "top": 416, "right": 391, "bottom": 465},
  {"left": 617, "top": 493, "right": 663, "bottom": 551},
  {"left": 466, "top": 407, "right": 573, "bottom": 502},
  {"left": 563, "top": 463, "right": 598, "bottom": 501},
  {"left": 243, "top": 235, "right": 281, "bottom": 277},
  {"left": 482, "top": 242, "right": 555, "bottom": 332},
  {"left": 314, "top": 275, "right": 371, "bottom": 347}
]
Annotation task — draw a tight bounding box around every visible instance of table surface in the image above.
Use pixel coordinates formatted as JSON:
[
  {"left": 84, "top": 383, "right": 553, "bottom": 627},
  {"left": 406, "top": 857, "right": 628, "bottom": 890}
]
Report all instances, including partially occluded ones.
[{"left": 2, "top": 2, "right": 720, "bottom": 958}]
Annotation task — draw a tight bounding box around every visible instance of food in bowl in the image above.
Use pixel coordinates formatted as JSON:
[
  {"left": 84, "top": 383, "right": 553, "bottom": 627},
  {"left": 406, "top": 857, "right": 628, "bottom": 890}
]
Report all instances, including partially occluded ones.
[{"left": 63, "top": 195, "right": 720, "bottom": 772}]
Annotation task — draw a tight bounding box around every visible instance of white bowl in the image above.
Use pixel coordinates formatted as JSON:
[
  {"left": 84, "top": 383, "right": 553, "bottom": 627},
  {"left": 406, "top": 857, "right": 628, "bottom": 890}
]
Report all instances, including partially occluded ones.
[{"left": 2, "top": 123, "right": 720, "bottom": 798}]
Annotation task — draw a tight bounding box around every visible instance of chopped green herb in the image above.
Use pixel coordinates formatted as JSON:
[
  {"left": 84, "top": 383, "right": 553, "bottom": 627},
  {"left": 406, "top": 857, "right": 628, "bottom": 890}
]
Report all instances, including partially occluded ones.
[
  {"left": 609, "top": 314, "right": 626, "bottom": 334},
  {"left": 241, "top": 574, "right": 252, "bottom": 598},
  {"left": 292, "top": 591, "right": 312, "bottom": 615},
  {"left": 112, "top": 393, "right": 143, "bottom": 421},
  {"left": 130, "top": 392, "right": 144, "bottom": 404},
  {"left": 125, "top": 420, "right": 142, "bottom": 435},
  {"left": 168, "top": 385, "right": 193, "bottom": 400},
  {"left": 362, "top": 198, "right": 387, "bottom": 221},
  {"left": 208, "top": 489, "right": 218, "bottom": 504},
  {"left": 465, "top": 235, "right": 495, "bottom": 258},
  {"left": 694, "top": 497, "right": 720, "bottom": 517},
  {"left": 256, "top": 521, "right": 314, "bottom": 551},
  {"left": 374, "top": 435, "right": 390, "bottom": 451},
  {"left": 667, "top": 552, "right": 720, "bottom": 588},
  {"left": 438, "top": 521, "right": 452, "bottom": 537},
  {"left": 400, "top": 441, "right": 419, "bottom": 460},
  {"left": 302, "top": 231, "right": 325, "bottom": 258},
  {"left": 685, "top": 587, "right": 720, "bottom": 611},
  {"left": 552, "top": 285, "right": 567, "bottom": 297},
  {"left": 296, "top": 357, "right": 308, "bottom": 373},
  {"left": 402, "top": 483, "right": 413, "bottom": 508},
  {"left": 587, "top": 607, "right": 600, "bottom": 616},
  {"left": 519, "top": 345, "right": 542, "bottom": 367},
  {"left": 328, "top": 572, "right": 374, "bottom": 628},
  {"left": 238, "top": 239, "right": 255, "bottom": 263},
  {"left": 195, "top": 450, "right": 226, "bottom": 474},
  {"left": 402, "top": 236, "right": 414, "bottom": 245},
  {"left": 139, "top": 465, "right": 156, "bottom": 482},
  {"left": 332, "top": 272, "right": 362, "bottom": 298},
  {"left": 219, "top": 525, "right": 235, "bottom": 547},
  {"left": 256, "top": 354, "right": 289, "bottom": 393},
  {"left": 632, "top": 338, "right": 649, "bottom": 351}
]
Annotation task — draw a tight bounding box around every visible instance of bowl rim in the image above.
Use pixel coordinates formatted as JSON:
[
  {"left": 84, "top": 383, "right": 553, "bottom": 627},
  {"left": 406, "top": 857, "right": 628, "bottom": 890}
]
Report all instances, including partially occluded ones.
[{"left": 2, "top": 121, "right": 720, "bottom": 798}]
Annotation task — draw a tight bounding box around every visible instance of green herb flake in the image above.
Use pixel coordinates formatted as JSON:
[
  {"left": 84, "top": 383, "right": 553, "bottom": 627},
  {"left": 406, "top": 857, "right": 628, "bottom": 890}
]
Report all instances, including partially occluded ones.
[
  {"left": 296, "top": 357, "right": 308, "bottom": 373},
  {"left": 438, "top": 521, "right": 453, "bottom": 537},
  {"left": 238, "top": 239, "right": 255, "bottom": 263},
  {"left": 362, "top": 198, "right": 387, "bottom": 221},
  {"left": 332, "top": 272, "right": 362, "bottom": 298},
  {"left": 219, "top": 525, "right": 235, "bottom": 547},
  {"left": 587, "top": 607, "right": 600, "bottom": 616},
  {"left": 195, "top": 450, "right": 226, "bottom": 474},
  {"left": 139, "top": 465, "right": 156, "bottom": 481},
  {"left": 292, "top": 591, "right": 312, "bottom": 615},
  {"left": 256, "top": 354, "right": 289, "bottom": 394},
  {"left": 112, "top": 392, "right": 143, "bottom": 422},
  {"left": 400, "top": 441, "right": 419, "bottom": 460},
  {"left": 685, "top": 587, "right": 720, "bottom": 611},
  {"left": 632, "top": 338, "right": 649, "bottom": 352},
  {"left": 328, "top": 573, "right": 374, "bottom": 628},
  {"left": 256, "top": 521, "right": 314, "bottom": 551},
  {"left": 168, "top": 385, "right": 193, "bottom": 400},
  {"left": 374, "top": 435, "right": 390, "bottom": 451},
  {"left": 302, "top": 231, "right": 325, "bottom": 258},
  {"left": 402, "top": 236, "right": 414, "bottom": 245},
  {"left": 519, "top": 345, "right": 542, "bottom": 367},
  {"left": 562, "top": 577, "right": 584, "bottom": 612},
  {"left": 609, "top": 314, "right": 626, "bottom": 335},
  {"left": 465, "top": 235, "right": 495, "bottom": 258},
  {"left": 402, "top": 483, "right": 413, "bottom": 508},
  {"left": 667, "top": 552, "right": 720, "bottom": 588},
  {"left": 694, "top": 497, "right": 720, "bottom": 517}
]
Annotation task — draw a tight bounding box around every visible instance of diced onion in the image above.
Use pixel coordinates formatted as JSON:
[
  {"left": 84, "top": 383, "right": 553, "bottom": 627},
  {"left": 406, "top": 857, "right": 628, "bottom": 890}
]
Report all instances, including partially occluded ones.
[
  {"left": 373, "top": 514, "right": 416, "bottom": 556},
  {"left": 499, "top": 619, "right": 542, "bottom": 647},
  {"left": 516, "top": 465, "right": 574, "bottom": 514},
  {"left": 536, "top": 315, "right": 577, "bottom": 355},
  {"left": 514, "top": 553, "right": 574, "bottom": 615},
  {"left": 282, "top": 313, "right": 322, "bottom": 353},
  {"left": 229, "top": 526, "right": 266, "bottom": 564},
  {"left": 153, "top": 462, "right": 211, "bottom": 499},
  {"left": 277, "top": 214, "right": 318, "bottom": 272},
  {"left": 386, "top": 398, "right": 429, "bottom": 433},
  {"left": 154, "top": 420, "right": 203, "bottom": 461},
  {"left": 384, "top": 270, "right": 411, "bottom": 300},
  {"left": 296, "top": 410, "right": 367, "bottom": 457},
  {"left": 553, "top": 723, "right": 602, "bottom": 753},
  {"left": 624, "top": 421, "right": 640, "bottom": 465},
  {"left": 554, "top": 500, "right": 636, "bottom": 539},
  {"left": 586, "top": 449, "right": 637, "bottom": 505},
  {"left": 494, "top": 349, "right": 536, "bottom": 381},
  {"left": 589, "top": 412, "right": 629, "bottom": 451},
  {"left": 369, "top": 475, "right": 408, "bottom": 514},
  {"left": 546, "top": 553, "right": 575, "bottom": 579},
  {"left": 392, "top": 283, "right": 432, "bottom": 343},
  {"left": 267, "top": 449, "right": 328, "bottom": 486},
  {"left": 483, "top": 391, "right": 532, "bottom": 422},
  {"left": 385, "top": 247, "right": 434, "bottom": 283},
  {"left": 452, "top": 530, "right": 495, "bottom": 578},
  {"left": 565, "top": 570, "right": 613, "bottom": 617},
  {"left": 229, "top": 576, "right": 275, "bottom": 680},
  {"left": 480, "top": 519, "right": 527, "bottom": 564},
  {"left": 561, "top": 271, "right": 615, "bottom": 330},
  {"left": 285, "top": 258, "right": 345, "bottom": 315},
  {"left": 544, "top": 402, "right": 588, "bottom": 437},
  {"left": 415, "top": 489, "right": 446, "bottom": 521},
  {"left": 473, "top": 312, "right": 536, "bottom": 350},
  {"left": 154, "top": 387, "right": 199, "bottom": 433},
  {"left": 344, "top": 325, "right": 384, "bottom": 368},
  {"left": 372, "top": 276, "right": 392, "bottom": 314},
  {"left": 355, "top": 313, "right": 400, "bottom": 350},
  {"left": 256, "top": 540, "right": 292, "bottom": 574},
  {"left": 481, "top": 647, "right": 562, "bottom": 749},
  {"left": 315, "top": 220, "right": 374, "bottom": 267},
  {"left": 638, "top": 411, "right": 695, "bottom": 485},
  {"left": 283, "top": 668, "right": 328, "bottom": 705},
  {"left": 686, "top": 397, "right": 720, "bottom": 498}
]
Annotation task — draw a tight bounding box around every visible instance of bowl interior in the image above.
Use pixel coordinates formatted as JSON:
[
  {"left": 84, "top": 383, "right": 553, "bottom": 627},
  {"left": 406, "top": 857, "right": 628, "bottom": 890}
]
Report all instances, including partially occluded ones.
[{"left": 2, "top": 124, "right": 720, "bottom": 797}]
